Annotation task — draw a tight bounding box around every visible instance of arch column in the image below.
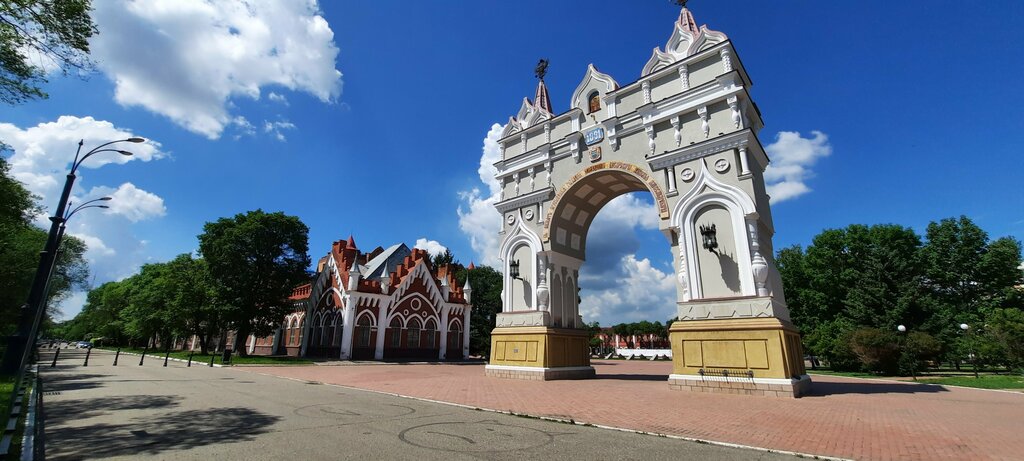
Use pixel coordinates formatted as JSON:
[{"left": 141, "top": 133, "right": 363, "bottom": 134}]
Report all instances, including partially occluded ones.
[
  {"left": 439, "top": 306, "right": 450, "bottom": 360},
  {"left": 374, "top": 301, "right": 387, "bottom": 360},
  {"left": 338, "top": 298, "right": 357, "bottom": 360}
]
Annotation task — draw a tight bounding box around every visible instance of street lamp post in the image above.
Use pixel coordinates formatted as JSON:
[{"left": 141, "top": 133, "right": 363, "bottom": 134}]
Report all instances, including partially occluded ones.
[
  {"left": 897, "top": 325, "right": 915, "bottom": 381},
  {"left": 0, "top": 138, "right": 142, "bottom": 413},
  {"left": 960, "top": 323, "right": 979, "bottom": 379}
]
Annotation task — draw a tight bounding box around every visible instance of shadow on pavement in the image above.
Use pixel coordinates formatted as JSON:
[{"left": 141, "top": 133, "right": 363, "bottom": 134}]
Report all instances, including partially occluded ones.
[
  {"left": 806, "top": 380, "right": 949, "bottom": 396},
  {"left": 42, "top": 373, "right": 108, "bottom": 393},
  {"left": 47, "top": 407, "right": 281, "bottom": 459},
  {"left": 45, "top": 395, "right": 180, "bottom": 426},
  {"left": 594, "top": 373, "right": 669, "bottom": 382}
]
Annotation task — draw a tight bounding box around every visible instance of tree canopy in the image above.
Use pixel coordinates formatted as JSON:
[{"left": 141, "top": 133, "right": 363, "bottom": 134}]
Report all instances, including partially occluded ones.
[
  {"left": 198, "top": 209, "right": 310, "bottom": 354},
  {"left": 0, "top": 0, "right": 97, "bottom": 104}
]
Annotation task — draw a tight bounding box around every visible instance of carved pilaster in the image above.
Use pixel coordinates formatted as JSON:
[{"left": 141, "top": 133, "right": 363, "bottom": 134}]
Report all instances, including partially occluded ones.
[
  {"left": 728, "top": 96, "right": 741, "bottom": 129},
  {"left": 747, "top": 219, "right": 769, "bottom": 297},
  {"left": 678, "top": 64, "right": 689, "bottom": 91},
  {"left": 678, "top": 249, "right": 690, "bottom": 302},
  {"left": 645, "top": 125, "right": 656, "bottom": 156},
  {"left": 720, "top": 48, "right": 733, "bottom": 73},
  {"left": 698, "top": 106, "right": 709, "bottom": 138},
  {"left": 642, "top": 80, "right": 651, "bottom": 104},
  {"left": 520, "top": 133, "right": 527, "bottom": 154},
  {"left": 739, "top": 147, "right": 751, "bottom": 177},
  {"left": 671, "top": 115, "right": 681, "bottom": 147},
  {"left": 536, "top": 255, "right": 550, "bottom": 312}
]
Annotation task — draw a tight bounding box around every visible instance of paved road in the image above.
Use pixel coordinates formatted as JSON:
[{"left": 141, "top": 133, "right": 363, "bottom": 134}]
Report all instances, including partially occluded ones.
[{"left": 39, "top": 349, "right": 798, "bottom": 460}]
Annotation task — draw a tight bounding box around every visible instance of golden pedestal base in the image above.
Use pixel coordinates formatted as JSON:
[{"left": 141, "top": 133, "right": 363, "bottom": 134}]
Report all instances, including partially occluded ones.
[
  {"left": 668, "top": 317, "right": 811, "bottom": 397},
  {"left": 485, "top": 327, "right": 594, "bottom": 380}
]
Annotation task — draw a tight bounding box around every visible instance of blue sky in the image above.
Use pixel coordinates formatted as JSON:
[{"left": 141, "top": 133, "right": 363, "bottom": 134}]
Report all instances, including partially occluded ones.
[{"left": 3, "top": 1, "right": 1022, "bottom": 324}]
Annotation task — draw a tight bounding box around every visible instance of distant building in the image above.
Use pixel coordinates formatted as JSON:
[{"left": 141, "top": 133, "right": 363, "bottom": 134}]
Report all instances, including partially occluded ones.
[{"left": 247, "top": 236, "right": 472, "bottom": 361}]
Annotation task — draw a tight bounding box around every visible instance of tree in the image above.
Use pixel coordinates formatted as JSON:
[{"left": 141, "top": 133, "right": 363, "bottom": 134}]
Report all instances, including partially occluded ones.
[
  {"left": 163, "top": 254, "right": 227, "bottom": 354},
  {"left": 198, "top": 210, "right": 310, "bottom": 356},
  {"left": 0, "top": 156, "right": 88, "bottom": 333},
  {"left": 920, "top": 216, "right": 1023, "bottom": 355},
  {"left": 0, "top": 0, "right": 97, "bottom": 104},
  {"left": 459, "top": 264, "right": 501, "bottom": 358},
  {"left": 431, "top": 249, "right": 457, "bottom": 271}
]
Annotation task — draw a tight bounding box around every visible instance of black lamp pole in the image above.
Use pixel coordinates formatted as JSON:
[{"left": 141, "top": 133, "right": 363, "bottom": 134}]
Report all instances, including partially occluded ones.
[{"left": 0, "top": 138, "right": 142, "bottom": 415}]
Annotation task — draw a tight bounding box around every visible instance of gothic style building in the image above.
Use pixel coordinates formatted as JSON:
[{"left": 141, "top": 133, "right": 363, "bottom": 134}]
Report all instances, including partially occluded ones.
[{"left": 248, "top": 236, "right": 472, "bottom": 361}]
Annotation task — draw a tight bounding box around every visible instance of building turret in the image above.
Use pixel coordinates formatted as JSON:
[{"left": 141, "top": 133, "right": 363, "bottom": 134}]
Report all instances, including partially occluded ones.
[
  {"left": 463, "top": 277, "right": 473, "bottom": 304},
  {"left": 439, "top": 271, "right": 450, "bottom": 300},
  {"left": 380, "top": 270, "right": 391, "bottom": 295},
  {"left": 347, "top": 252, "right": 361, "bottom": 291}
]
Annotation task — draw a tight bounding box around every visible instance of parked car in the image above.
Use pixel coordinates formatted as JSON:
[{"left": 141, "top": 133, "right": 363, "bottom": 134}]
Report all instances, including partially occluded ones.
[{"left": 76, "top": 341, "right": 92, "bottom": 349}]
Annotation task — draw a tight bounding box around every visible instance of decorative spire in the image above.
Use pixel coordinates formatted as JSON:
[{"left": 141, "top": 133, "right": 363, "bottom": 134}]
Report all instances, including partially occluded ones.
[
  {"left": 468, "top": 261, "right": 476, "bottom": 270},
  {"left": 346, "top": 234, "right": 356, "bottom": 249},
  {"left": 534, "top": 59, "right": 553, "bottom": 114},
  {"left": 350, "top": 252, "right": 361, "bottom": 274},
  {"left": 677, "top": 2, "right": 699, "bottom": 36}
]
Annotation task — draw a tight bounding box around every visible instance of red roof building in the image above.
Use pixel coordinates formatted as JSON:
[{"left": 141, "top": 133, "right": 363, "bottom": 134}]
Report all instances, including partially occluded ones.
[{"left": 247, "top": 236, "right": 473, "bottom": 360}]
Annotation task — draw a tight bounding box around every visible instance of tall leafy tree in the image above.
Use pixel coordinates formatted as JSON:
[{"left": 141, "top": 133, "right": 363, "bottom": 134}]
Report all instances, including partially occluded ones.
[
  {"left": 199, "top": 209, "right": 310, "bottom": 356},
  {"left": 920, "top": 216, "right": 1024, "bottom": 346},
  {"left": 163, "top": 254, "right": 227, "bottom": 354},
  {"left": 0, "top": 0, "right": 97, "bottom": 104}
]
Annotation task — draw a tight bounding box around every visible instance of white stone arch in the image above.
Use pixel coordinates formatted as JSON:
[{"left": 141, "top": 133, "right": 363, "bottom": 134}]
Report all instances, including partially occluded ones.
[
  {"left": 499, "top": 219, "right": 543, "bottom": 313},
  {"left": 672, "top": 161, "right": 756, "bottom": 299},
  {"left": 355, "top": 310, "right": 377, "bottom": 328}
]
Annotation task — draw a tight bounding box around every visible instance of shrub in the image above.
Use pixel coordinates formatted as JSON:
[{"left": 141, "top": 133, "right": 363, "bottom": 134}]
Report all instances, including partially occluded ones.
[{"left": 848, "top": 328, "right": 900, "bottom": 375}]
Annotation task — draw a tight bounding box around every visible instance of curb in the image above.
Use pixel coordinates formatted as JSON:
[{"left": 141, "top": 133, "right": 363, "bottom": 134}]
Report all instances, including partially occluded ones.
[
  {"left": 242, "top": 368, "right": 851, "bottom": 461},
  {"left": 92, "top": 350, "right": 226, "bottom": 368},
  {"left": 808, "top": 373, "right": 1024, "bottom": 395}
]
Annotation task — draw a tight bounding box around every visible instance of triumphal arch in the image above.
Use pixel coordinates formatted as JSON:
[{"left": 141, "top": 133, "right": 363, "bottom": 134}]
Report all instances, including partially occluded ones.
[{"left": 485, "top": 5, "right": 810, "bottom": 397}]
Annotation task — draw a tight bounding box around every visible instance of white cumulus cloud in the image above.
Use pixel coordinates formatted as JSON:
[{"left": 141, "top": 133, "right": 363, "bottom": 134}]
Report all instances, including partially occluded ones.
[
  {"left": 90, "top": 0, "right": 342, "bottom": 139},
  {"left": 457, "top": 123, "right": 505, "bottom": 267},
  {"left": 0, "top": 116, "right": 167, "bottom": 320},
  {"left": 263, "top": 120, "right": 296, "bottom": 142},
  {"left": 414, "top": 238, "right": 448, "bottom": 257},
  {"left": 764, "top": 130, "right": 832, "bottom": 203},
  {"left": 579, "top": 255, "right": 677, "bottom": 325}
]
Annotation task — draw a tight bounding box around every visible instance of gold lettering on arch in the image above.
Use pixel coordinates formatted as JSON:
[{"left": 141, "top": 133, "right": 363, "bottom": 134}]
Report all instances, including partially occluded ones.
[{"left": 542, "top": 161, "right": 671, "bottom": 241}]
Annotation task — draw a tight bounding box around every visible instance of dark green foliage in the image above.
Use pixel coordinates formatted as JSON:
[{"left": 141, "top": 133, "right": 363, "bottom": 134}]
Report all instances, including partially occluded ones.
[
  {"left": 779, "top": 216, "right": 1023, "bottom": 375},
  {"left": 458, "top": 264, "right": 501, "bottom": 358},
  {"left": 198, "top": 209, "right": 310, "bottom": 355},
  {"left": 0, "top": 156, "right": 88, "bottom": 334},
  {"left": 0, "top": 0, "right": 97, "bottom": 104}
]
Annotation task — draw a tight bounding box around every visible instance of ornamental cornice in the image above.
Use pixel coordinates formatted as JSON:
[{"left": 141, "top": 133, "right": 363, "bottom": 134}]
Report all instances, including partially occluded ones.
[
  {"left": 494, "top": 187, "right": 554, "bottom": 214},
  {"left": 647, "top": 129, "right": 753, "bottom": 170}
]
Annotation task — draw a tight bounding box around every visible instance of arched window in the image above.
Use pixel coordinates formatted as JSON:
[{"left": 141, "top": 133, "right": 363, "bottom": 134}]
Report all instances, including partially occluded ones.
[
  {"left": 356, "top": 315, "right": 373, "bottom": 347},
  {"left": 295, "top": 317, "right": 304, "bottom": 346},
  {"left": 389, "top": 317, "right": 403, "bottom": 348},
  {"left": 449, "top": 319, "right": 462, "bottom": 350},
  {"left": 407, "top": 318, "right": 422, "bottom": 348},
  {"left": 424, "top": 319, "right": 437, "bottom": 349},
  {"left": 333, "top": 313, "right": 343, "bottom": 346},
  {"left": 588, "top": 91, "right": 601, "bottom": 113}
]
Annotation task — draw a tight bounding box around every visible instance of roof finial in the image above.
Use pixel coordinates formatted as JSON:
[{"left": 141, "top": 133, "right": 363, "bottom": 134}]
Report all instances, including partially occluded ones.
[
  {"left": 674, "top": 0, "right": 689, "bottom": 7},
  {"left": 535, "top": 58, "right": 549, "bottom": 81}
]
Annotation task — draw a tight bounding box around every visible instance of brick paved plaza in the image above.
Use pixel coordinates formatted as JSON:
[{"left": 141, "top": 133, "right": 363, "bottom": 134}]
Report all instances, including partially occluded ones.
[{"left": 244, "top": 360, "right": 1024, "bottom": 461}]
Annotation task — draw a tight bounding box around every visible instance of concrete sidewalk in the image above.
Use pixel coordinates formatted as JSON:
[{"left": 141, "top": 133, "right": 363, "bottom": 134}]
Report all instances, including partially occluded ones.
[{"left": 243, "top": 359, "right": 1024, "bottom": 461}]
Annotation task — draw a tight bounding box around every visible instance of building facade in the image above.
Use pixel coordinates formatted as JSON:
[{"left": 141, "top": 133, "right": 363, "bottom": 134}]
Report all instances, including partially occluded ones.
[{"left": 247, "top": 236, "right": 472, "bottom": 361}]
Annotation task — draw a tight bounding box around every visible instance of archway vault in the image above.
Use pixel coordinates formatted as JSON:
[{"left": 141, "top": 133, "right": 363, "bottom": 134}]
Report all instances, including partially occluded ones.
[{"left": 543, "top": 161, "right": 670, "bottom": 259}]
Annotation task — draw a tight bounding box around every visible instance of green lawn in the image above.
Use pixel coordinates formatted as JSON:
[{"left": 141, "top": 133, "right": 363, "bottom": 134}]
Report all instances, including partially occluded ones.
[
  {"left": 99, "top": 347, "right": 313, "bottom": 366},
  {"left": 918, "top": 375, "right": 1024, "bottom": 389}
]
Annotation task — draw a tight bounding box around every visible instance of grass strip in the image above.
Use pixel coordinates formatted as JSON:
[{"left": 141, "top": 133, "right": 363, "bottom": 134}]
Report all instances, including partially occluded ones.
[{"left": 97, "top": 347, "right": 312, "bottom": 365}]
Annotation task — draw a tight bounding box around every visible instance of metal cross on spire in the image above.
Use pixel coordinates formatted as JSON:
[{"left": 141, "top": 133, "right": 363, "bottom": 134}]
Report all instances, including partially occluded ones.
[
  {"left": 674, "top": 0, "right": 689, "bottom": 7},
  {"left": 535, "top": 58, "right": 549, "bottom": 81}
]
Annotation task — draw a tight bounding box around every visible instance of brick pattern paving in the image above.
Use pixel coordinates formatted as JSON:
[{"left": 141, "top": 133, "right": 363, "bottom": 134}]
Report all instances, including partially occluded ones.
[{"left": 242, "top": 360, "right": 1024, "bottom": 461}]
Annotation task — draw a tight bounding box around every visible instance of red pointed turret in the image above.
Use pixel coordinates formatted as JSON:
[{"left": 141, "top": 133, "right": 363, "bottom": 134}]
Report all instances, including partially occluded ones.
[
  {"left": 678, "top": 5, "right": 699, "bottom": 36},
  {"left": 468, "top": 261, "right": 476, "bottom": 270},
  {"left": 346, "top": 234, "right": 357, "bottom": 249}
]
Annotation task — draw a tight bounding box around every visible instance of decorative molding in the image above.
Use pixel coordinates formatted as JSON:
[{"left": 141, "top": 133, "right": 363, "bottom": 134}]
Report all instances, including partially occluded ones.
[
  {"left": 648, "top": 128, "right": 753, "bottom": 171},
  {"left": 642, "top": 80, "right": 651, "bottom": 104},
  {"left": 671, "top": 115, "right": 682, "bottom": 147},
  {"left": 680, "top": 168, "right": 695, "bottom": 182},
  {"left": 570, "top": 64, "right": 620, "bottom": 111},
  {"left": 728, "top": 95, "right": 741, "bottom": 129},
  {"left": 714, "top": 158, "right": 730, "bottom": 173},
  {"left": 720, "top": 47, "right": 733, "bottom": 73},
  {"left": 494, "top": 187, "right": 554, "bottom": 214}
]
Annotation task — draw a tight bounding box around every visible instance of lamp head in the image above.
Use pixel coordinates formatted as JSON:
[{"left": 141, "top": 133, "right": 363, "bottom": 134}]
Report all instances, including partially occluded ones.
[
  {"left": 99, "top": 196, "right": 113, "bottom": 201},
  {"left": 960, "top": 323, "right": 969, "bottom": 331},
  {"left": 117, "top": 150, "right": 133, "bottom": 156},
  {"left": 509, "top": 259, "right": 521, "bottom": 280},
  {"left": 897, "top": 325, "right": 906, "bottom": 333},
  {"left": 699, "top": 223, "right": 718, "bottom": 252},
  {"left": 126, "top": 137, "right": 146, "bottom": 143}
]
